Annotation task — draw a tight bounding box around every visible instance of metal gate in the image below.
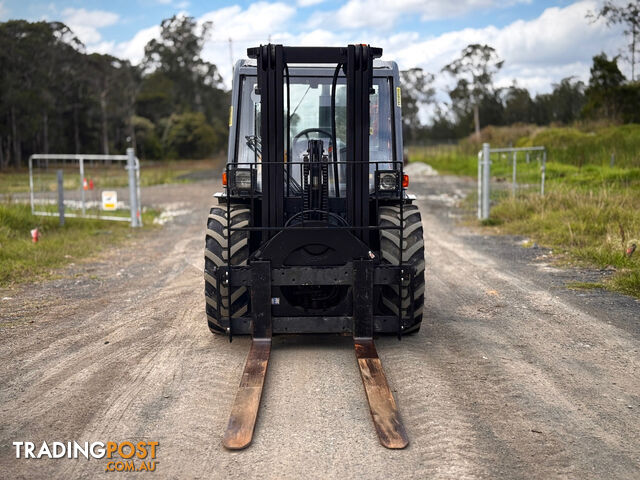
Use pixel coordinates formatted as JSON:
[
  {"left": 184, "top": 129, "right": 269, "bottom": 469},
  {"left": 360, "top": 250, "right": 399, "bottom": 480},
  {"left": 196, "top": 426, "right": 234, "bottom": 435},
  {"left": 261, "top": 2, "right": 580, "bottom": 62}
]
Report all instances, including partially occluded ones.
[
  {"left": 29, "top": 148, "right": 142, "bottom": 227},
  {"left": 477, "top": 143, "right": 546, "bottom": 220}
]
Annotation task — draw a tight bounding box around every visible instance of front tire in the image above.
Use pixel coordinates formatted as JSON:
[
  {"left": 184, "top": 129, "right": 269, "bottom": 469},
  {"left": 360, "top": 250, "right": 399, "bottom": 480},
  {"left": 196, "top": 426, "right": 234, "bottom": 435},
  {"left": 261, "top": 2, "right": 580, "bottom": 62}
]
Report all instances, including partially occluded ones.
[
  {"left": 204, "top": 204, "right": 251, "bottom": 334},
  {"left": 378, "top": 204, "right": 425, "bottom": 334}
]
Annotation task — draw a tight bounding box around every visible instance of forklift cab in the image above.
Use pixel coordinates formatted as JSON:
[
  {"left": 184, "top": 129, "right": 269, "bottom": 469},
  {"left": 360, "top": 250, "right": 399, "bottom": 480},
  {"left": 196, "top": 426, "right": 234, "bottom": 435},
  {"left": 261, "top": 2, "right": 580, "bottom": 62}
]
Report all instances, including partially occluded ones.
[{"left": 228, "top": 59, "right": 404, "bottom": 196}]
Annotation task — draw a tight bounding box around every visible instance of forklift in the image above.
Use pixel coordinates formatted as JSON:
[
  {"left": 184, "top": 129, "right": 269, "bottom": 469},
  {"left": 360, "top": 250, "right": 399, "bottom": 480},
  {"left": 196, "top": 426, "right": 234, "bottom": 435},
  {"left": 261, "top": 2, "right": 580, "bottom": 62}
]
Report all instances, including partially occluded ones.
[{"left": 205, "top": 45, "right": 425, "bottom": 449}]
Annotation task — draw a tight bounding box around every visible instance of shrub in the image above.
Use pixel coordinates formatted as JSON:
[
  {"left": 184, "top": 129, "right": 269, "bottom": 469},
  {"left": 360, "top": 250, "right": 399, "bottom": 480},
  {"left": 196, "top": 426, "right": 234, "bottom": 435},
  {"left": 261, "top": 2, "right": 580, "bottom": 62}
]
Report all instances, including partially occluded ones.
[{"left": 164, "top": 112, "right": 220, "bottom": 159}]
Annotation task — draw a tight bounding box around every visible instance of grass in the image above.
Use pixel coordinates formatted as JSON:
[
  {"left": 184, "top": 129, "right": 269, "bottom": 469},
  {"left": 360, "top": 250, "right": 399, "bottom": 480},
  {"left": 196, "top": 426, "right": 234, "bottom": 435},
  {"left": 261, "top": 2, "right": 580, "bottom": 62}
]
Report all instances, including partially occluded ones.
[
  {"left": 487, "top": 186, "right": 640, "bottom": 297},
  {"left": 0, "top": 201, "right": 158, "bottom": 288},
  {"left": 566, "top": 281, "right": 605, "bottom": 290},
  {"left": 516, "top": 124, "right": 640, "bottom": 168},
  {"left": 445, "top": 122, "right": 640, "bottom": 168},
  {"left": 409, "top": 124, "right": 640, "bottom": 298}
]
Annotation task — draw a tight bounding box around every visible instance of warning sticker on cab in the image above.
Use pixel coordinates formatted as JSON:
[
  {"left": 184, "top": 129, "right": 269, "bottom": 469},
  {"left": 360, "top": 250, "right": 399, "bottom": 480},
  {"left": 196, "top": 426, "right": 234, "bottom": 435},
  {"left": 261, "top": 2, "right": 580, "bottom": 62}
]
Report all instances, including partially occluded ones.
[{"left": 396, "top": 87, "right": 401, "bottom": 107}]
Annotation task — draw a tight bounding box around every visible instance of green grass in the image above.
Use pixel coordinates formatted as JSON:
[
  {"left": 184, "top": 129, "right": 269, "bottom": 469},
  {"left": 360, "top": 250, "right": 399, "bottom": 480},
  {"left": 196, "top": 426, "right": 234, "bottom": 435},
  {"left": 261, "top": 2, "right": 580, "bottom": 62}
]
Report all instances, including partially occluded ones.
[
  {"left": 516, "top": 124, "right": 640, "bottom": 168},
  {"left": 447, "top": 122, "right": 640, "bottom": 168},
  {"left": 409, "top": 148, "right": 478, "bottom": 176},
  {"left": 409, "top": 124, "right": 640, "bottom": 298},
  {"left": 485, "top": 184, "right": 640, "bottom": 297},
  {"left": 409, "top": 146, "right": 546, "bottom": 187},
  {"left": 0, "top": 201, "right": 158, "bottom": 287},
  {"left": 566, "top": 281, "right": 605, "bottom": 290}
]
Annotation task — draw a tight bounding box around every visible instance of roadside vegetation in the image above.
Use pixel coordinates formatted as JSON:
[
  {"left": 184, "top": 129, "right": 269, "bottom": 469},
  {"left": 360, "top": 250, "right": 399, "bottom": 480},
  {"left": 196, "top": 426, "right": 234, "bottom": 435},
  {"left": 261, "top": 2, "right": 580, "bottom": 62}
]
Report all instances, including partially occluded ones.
[
  {"left": 0, "top": 201, "right": 158, "bottom": 287},
  {"left": 410, "top": 123, "right": 640, "bottom": 298}
]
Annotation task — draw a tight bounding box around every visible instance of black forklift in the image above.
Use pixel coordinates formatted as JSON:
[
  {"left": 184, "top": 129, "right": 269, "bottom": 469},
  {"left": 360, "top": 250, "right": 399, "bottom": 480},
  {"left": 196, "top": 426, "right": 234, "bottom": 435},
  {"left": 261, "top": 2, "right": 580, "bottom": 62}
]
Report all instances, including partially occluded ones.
[{"left": 205, "top": 45, "right": 424, "bottom": 449}]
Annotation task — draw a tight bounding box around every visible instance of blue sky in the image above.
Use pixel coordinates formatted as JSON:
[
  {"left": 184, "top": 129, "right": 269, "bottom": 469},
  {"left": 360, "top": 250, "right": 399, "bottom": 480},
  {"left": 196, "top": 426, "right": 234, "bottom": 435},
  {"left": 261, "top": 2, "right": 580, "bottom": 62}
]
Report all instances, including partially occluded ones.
[
  {"left": 3, "top": 1, "right": 570, "bottom": 43},
  {"left": 0, "top": 0, "right": 629, "bottom": 99}
]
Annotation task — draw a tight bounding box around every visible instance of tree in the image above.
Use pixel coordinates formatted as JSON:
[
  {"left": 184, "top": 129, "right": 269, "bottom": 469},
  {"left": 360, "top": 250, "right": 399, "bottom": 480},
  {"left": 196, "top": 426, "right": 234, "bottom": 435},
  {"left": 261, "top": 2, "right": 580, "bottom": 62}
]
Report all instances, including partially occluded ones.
[
  {"left": 141, "top": 15, "right": 230, "bottom": 156},
  {"left": 85, "top": 54, "right": 138, "bottom": 154},
  {"left": 589, "top": 1, "right": 640, "bottom": 81},
  {"left": 549, "top": 77, "right": 586, "bottom": 124},
  {"left": 587, "top": 53, "right": 626, "bottom": 116},
  {"left": 503, "top": 82, "right": 533, "bottom": 124},
  {"left": 136, "top": 72, "right": 175, "bottom": 124},
  {"left": 143, "top": 15, "right": 223, "bottom": 114},
  {"left": 132, "top": 115, "right": 162, "bottom": 159},
  {"left": 442, "top": 44, "right": 504, "bottom": 139},
  {"left": 400, "top": 68, "right": 435, "bottom": 142},
  {"left": 0, "top": 20, "right": 82, "bottom": 166},
  {"left": 165, "top": 112, "right": 219, "bottom": 159},
  {"left": 584, "top": 53, "right": 626, "bottom": 119},
  {"left": 529, "top": 78, "right": 585, "bottom": 125},
  {"left": 589, "top": 53, "right": 626, "bottom": 89}
]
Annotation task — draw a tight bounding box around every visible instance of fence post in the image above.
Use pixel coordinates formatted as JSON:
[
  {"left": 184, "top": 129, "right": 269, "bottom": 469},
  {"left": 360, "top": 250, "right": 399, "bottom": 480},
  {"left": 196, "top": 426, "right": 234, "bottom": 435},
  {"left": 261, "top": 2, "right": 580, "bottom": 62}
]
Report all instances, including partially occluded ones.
[
  {"left": 57, "top": 169, "right": 65, "bottom": 226},
  {"left": 541, "top": 149, "right": 547, "bottom": 197},
  {"left": 512, "top": 151, "right": 517, "bottom": 197},
  {"left": 477, "top": 150, "right": 483, "bottom": 219},
  {"left": 135, "top": 156, "right": 143, "bottom": 228},
  {"left": 127, "top": 148, "right": 141, "bottom": 227},
  {"left": 481, "top": 143, "right": 491, "bottom": 220},
  {"left": 29, "top": 156, "right": 35, "bottom": 215},
  {"left": 79, "top": 157, "right": 86, "bottom": 215}
]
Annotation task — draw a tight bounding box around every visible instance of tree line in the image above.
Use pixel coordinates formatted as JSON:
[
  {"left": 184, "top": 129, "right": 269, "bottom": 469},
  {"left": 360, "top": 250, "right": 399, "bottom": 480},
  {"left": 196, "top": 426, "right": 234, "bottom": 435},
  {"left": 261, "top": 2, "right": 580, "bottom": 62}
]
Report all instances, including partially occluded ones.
[
  {"left": 0, "top": 15, "right": 230, "bottom": 169},
  {"left": 402, "top": 49, "right": 640, "bottom": 143},
  {"left": 1, "top": 2, "right": 638, "bottom": 167}
]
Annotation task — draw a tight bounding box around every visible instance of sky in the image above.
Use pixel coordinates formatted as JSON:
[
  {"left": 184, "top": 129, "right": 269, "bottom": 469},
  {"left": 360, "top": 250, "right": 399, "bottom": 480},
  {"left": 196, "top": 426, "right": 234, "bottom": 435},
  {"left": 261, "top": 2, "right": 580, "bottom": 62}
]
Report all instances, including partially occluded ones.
[{"left": 0, "top": 0, "right": 630, "bottom": 99}]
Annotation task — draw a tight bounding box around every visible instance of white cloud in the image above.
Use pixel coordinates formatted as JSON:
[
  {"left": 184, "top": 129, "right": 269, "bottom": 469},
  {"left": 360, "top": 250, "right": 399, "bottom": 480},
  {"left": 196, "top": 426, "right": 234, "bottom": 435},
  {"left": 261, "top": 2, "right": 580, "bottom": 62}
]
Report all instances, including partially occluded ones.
[
  {"left": 0, "top": 1, "right": 8, "bottom": 20},
  {"left": 199, "top": 2, "right": 297, "bottom": 84},
  {"left": 112, "top": 25, "right": 162, "bottom": 64},
  {"left": 86, "top": 2, "right": 296, "bottom": 76},
  {"left": 109, "top": 0, "right": 628, "bottom": 101},
  {"left": 62, "top": 8, "right": 119, "bottom": 45},
  {"left": 323, "top": 0, "right": 531, "bottom": 30},
  {"left": 155, "top": 0, "right": 190, "bottom": 6},
  {"left": 380, "top": 1, "right": 621, "bottom": 95},
  {"left": 297, "top": 0, "right": 325, "bottom": 6}
]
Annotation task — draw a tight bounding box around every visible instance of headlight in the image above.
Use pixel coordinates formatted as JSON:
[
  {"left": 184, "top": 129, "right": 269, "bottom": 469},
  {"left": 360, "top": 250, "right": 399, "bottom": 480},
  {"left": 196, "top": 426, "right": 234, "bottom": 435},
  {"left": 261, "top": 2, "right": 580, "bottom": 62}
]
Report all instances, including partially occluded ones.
[
  {"left": 229, "top": 168, "right": 255, "bottom": 193},
  {"left": 376, "top": 170, "right": 399, "bottom": 192}
]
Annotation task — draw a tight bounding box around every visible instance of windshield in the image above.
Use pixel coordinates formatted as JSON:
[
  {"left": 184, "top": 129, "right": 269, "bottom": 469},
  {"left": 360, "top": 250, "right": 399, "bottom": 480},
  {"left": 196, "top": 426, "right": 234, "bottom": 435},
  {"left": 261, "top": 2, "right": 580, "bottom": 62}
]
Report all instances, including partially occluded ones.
[{"left": 235, "top": 74, "right": 394, "bottom": 194}]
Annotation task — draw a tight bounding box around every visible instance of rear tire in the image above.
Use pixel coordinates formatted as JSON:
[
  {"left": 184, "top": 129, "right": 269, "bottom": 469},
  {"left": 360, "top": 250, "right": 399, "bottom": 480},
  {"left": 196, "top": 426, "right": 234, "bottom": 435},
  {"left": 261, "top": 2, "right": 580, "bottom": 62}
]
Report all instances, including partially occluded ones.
[
  {"left": 378, "top": 204, "right": 425, "bottom": 334},
  {"left": 204, "top": 204, "right": 251, "bottom": 335}
]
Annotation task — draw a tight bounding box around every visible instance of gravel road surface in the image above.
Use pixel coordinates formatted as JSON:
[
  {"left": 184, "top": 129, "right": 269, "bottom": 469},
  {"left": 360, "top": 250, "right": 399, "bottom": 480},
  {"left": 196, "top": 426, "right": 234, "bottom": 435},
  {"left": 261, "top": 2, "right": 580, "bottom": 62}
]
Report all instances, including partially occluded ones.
[{"left": 1, "top": 174, "right": 639, "bottom": 479}]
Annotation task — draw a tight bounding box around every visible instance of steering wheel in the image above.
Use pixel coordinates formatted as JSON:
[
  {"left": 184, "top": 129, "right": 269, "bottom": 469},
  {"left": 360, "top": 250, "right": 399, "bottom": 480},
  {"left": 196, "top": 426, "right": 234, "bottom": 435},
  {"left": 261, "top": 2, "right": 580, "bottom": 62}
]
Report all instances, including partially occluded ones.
[{"left": 292, "top": 128, "right": 333, "bottom": 158}]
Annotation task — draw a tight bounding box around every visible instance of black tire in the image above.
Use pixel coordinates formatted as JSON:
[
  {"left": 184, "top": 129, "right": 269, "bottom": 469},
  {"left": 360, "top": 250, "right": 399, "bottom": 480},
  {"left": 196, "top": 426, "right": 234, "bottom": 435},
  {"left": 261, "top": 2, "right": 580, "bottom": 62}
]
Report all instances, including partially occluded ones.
[
  {"left": 378, "top": 204, "right": 425, "bottom": 334},
  {"left": 204, "top": 204, "right": 251, "bottom": 334}
]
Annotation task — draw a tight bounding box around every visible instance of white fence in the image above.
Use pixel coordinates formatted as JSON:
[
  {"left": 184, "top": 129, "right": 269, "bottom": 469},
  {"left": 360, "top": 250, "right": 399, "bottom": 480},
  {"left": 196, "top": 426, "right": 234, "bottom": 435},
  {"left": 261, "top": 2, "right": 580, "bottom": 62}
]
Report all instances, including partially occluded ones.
[{"left": 29, "top": 148, "right": 142, "bottom": 227}]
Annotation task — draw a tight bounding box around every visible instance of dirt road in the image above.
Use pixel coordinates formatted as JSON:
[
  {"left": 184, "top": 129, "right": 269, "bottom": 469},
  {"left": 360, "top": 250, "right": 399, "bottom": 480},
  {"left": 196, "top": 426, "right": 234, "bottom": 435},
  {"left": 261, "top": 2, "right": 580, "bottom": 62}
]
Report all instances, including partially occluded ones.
[{"left": 1, "top": 174, "right": 639, "bottom": 479}]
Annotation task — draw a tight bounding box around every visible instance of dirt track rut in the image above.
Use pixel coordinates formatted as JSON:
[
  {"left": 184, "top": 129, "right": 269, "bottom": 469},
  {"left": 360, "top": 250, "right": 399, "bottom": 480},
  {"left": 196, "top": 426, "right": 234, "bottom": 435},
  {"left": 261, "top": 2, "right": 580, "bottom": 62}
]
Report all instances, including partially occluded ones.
[{"left": 1, "top": 176, "right": 639, "bottom": 479}]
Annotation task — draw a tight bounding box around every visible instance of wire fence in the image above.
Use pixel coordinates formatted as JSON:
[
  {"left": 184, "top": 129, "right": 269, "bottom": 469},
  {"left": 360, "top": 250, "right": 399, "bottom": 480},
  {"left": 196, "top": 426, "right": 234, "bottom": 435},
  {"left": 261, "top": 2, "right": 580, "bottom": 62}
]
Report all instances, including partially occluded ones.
[
  {"left": 29, "top": 150, "right": 142, "bottom": 227},
  {"left": 477, "top": 144, "right": 546, "bottom": 220}
]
